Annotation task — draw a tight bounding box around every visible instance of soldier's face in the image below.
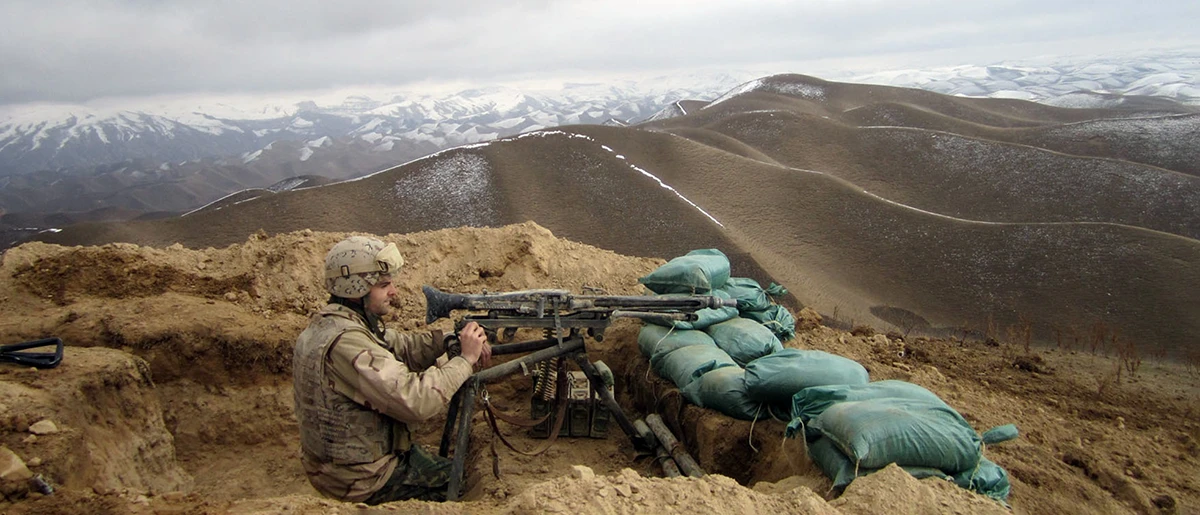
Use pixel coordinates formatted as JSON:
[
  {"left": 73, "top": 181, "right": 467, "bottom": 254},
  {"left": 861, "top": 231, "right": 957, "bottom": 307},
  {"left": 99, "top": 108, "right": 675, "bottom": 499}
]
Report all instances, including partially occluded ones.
[{"left": 365, "top": 278, "right": 397, "bottom": 317}]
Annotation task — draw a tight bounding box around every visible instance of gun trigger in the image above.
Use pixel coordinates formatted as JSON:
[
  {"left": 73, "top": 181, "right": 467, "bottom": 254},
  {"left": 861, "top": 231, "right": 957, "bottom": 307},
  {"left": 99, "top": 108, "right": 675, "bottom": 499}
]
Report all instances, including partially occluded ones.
[{"left": 520, "top": 362, "right": 530, "bottom": 376}]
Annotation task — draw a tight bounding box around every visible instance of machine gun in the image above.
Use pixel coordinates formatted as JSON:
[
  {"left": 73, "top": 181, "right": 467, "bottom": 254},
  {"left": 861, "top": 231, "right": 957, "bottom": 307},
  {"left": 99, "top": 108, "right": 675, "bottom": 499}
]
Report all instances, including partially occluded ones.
[{"left": 423, "top": 286, "right": 733, "bottom": 500}]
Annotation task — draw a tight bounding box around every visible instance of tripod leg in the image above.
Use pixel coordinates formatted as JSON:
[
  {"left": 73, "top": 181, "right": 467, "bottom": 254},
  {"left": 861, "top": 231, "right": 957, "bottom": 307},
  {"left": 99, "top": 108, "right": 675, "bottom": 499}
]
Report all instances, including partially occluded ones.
[
  {"left": 446, "top": 383, "right": 477, "bottom": 501},
  {"left": 572, "top": 354, "right": 649, "bottom": 452},
  {"left": 439, "top": 387, "right": 465, "bottom": 458}
]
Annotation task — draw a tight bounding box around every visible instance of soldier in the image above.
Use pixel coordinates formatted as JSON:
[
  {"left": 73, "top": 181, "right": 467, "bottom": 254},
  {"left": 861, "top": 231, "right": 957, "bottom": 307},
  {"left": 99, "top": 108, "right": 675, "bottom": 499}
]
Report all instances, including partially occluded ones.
[{"left": 293, "top": 236, "right": 491, "bottom": 504}]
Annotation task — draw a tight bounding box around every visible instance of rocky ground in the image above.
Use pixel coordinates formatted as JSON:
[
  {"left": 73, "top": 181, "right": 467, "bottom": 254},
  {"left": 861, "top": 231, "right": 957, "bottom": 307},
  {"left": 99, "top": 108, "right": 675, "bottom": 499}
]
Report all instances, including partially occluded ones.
[{"left": 0, "top": 223, "right": 1196, "bottom": 514}]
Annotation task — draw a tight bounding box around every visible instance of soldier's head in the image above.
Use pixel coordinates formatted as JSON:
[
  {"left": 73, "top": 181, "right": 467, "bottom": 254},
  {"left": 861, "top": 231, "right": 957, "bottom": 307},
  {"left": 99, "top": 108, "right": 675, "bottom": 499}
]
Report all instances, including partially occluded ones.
[{"left": 324, "top": 236, "right": 404, "bottom": 316}]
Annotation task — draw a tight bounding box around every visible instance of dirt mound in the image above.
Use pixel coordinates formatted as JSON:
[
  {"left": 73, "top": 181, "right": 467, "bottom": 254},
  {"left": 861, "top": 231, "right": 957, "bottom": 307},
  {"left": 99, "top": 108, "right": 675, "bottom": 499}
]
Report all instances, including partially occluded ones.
[
  {"left": 1, "top": 223, "right": 1197, "bottom": 514},
  {"left": 0, "top": 347, "right": 190, "bottom": 500}
]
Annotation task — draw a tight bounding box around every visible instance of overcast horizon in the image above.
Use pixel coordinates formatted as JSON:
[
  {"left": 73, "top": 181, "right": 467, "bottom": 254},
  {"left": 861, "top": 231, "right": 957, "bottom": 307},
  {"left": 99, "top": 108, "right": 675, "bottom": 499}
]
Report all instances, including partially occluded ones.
[{"left": 3, "top": 0, "right": 1199, "bottom": 108}]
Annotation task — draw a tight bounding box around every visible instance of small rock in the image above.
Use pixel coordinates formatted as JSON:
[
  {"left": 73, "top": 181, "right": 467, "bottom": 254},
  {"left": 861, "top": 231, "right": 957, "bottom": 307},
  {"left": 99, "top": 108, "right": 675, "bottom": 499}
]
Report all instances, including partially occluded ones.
[
  {"left": 29, "top": 420, "right": 58, "bottom": 435},
  {"left": 196, "top": 262, "right": 207, "bottom": 270},
  {"left": 614, "top": 484, "right": 632, "bottom": 497},
  {"left": 355, "top": 502, "right": 368, "bottom": 509},
  {"left": 570, "top": 465, "right": 595, "bottom": 480},
  {"left": 1117, "top": 416, "right": 1126, "bottom": 430},
  {"left": 22, "top": 435, "right": 37, "bottom": 444},
  {"left": 225, "top": 292, "right": 238, "bottom": 302},
  {"left": 133, "top": 494, "right": 149, "bottom": 505},
  {"left": 27, "top": 457, "right": 41, "bottom": 467},
  {"left": 597, "top": 488, "right": 609, "bottom": 497},
  {"left": 0, "top": 446, "right": 33, "bottom": 481},
  {"left": 162, "top": 491, "right": 186, "bottom": 501},
  {"left": 93, "top": 485, "right": 114, "bottom": 496}
]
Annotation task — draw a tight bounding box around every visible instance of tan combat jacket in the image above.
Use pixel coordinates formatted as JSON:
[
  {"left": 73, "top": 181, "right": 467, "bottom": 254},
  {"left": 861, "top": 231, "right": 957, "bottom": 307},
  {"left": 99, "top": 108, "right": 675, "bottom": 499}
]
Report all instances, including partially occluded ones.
[{"left": 293, "top": 303, "right": 473, "bottom": 502}]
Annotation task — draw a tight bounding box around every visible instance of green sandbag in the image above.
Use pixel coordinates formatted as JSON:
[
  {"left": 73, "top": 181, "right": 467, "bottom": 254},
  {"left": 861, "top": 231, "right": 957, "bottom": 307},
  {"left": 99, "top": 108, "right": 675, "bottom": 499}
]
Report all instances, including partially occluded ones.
[
  {"left": 681, "top": 366, "right": 762, "bottom": 420},
  {"left": 807, "top": 436, "right": 948, "bottom": 490},
  {"left": 720, "top": 277, "right": 772, "bottom": 312},
  {"left": 742, "top": 304, "right": 797, "bottom": 341},
  {"left": 808, "top": 438, "right": 1011, "bottom": 503},
  {"left": 744, "top": 349, "right": 869, "bottom": 409},
  {"left": 644, "top": 289, "right": 739, "bottom": 330},
  {"left": 704, "top": 317, "right": 783, "bottom": 367},
  {"left": 786, "top": 380, "right": 946, "bottom": 439},
  {"left": 811, "top": 398, "right": 982, "bottom": 473},
  {"left": 655, "top": 344, "right": 738, "bottom": 389},
  {"left": 954, "top": 457, "right": 1011, "bottom": 503},
  {"left": 982, "top": 424, "right": 1020, "bottom": 445},
  {"left": 638, "top": 325, "right": 715, "bottom": 363},
  {"left": 638, "top": 249, "right": 731, "bottom": 294}
]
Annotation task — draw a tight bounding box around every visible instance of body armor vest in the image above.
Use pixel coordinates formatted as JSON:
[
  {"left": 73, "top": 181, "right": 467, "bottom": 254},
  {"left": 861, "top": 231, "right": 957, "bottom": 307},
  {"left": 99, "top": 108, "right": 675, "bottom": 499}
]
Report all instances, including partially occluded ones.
[{"left": 294, "top": 307, "right": 410, "bottom": 465}]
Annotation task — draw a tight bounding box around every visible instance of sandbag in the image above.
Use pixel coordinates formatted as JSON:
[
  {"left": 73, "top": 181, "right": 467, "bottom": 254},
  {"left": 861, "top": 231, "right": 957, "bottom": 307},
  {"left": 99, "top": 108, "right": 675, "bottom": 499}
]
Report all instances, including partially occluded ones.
[
  {"left": 954, "top": 456, "right": 1011, "bottom": 503},
  {"left": 720, "top": 277, "right": 772, "bottom": 312},
  {"left": 786, "top": 380, "right": 945, "bottom": 439},
  {"left": 644, "top": 289, "right": 739, "bottom": 330},
  {"left": 681, "top": 366, "right": 762, "bottom": 420},
  {"left": 741, "top": 304, "right": 797, "bottom": 341},
  {"left": 745, "top": 349, "right": 869, "bottom": 410},
  {"left": 811, "top": 398, "right": 982, "bottom": 473},
  {"left": 638, "top": 249, "right": 731, "bottom": 294},
  {"left": 704, "top": 317, "right": 782, "bottom": 367},
  {"left": 654, "top": 344, "right": 738, "bottom": 389},
  {"left": 982, "top": 424, "right": 1020, "bottom": 445},
  {"left": 808, "top": 438, "right": 1011, "bottom": 503},
  {"left": 638, "top": 325, "right": 715, "bottom": 364},
  {"left": 807, "top": 436, "right": 948, "bottom": 490}
]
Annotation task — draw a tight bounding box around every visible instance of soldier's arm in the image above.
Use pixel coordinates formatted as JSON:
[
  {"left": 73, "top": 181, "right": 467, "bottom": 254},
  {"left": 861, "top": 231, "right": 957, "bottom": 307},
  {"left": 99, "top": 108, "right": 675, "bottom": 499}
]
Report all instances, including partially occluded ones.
[
  {"left": 326, "top": 330, "right": 473, "bottom": 423},
  {"left": 384, "top": 330, "right": 446, "bottom": 371}
]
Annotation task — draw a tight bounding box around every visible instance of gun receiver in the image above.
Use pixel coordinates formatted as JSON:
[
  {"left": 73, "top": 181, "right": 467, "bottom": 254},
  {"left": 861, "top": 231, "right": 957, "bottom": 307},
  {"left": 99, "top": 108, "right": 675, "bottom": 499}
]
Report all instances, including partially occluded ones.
[{"left": 423, "top": 286, "right": 735, "bottom": 339}]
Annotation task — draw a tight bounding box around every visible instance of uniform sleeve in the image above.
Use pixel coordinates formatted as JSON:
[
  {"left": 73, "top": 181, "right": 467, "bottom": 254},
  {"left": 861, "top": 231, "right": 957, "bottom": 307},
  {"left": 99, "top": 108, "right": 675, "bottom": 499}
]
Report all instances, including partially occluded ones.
[
  {"left": 383, "top": 330, "right": 446, "bottom": 371},
  {"left": 325, "top": 330, "right": 474, "bottom": 423}
]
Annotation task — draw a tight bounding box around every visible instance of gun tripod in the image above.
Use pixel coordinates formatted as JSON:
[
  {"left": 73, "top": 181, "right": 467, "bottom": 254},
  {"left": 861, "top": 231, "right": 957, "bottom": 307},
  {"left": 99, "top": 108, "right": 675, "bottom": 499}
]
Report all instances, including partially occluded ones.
[{"left": 436, "top": 331, "right": 649, "bottom": 501}]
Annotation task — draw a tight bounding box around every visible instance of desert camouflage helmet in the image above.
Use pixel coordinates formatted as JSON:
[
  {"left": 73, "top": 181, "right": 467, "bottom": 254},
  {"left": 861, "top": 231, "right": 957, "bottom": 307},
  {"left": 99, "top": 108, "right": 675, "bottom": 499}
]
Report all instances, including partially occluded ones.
[{"left": 324, "top": 236, "right": 405, "bottom": 299}]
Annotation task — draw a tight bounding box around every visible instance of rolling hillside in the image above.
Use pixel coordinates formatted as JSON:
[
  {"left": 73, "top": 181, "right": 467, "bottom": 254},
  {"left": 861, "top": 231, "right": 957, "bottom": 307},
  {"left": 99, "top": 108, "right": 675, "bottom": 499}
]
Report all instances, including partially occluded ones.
[{"left": 30, "top": 74, "right": 1200, "bottom": 356}]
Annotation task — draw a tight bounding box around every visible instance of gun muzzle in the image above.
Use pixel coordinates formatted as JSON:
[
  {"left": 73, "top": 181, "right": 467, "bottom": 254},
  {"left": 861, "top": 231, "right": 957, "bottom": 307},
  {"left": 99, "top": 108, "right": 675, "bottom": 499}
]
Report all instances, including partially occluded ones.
[{"left": 423, "top": 285, "right": 469, "bottom": 324}]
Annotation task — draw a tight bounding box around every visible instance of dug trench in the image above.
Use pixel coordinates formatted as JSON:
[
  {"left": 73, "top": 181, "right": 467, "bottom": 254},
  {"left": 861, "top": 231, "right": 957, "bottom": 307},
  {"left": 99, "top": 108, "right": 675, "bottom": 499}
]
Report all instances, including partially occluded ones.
[{"left": 1, "top": 225, "right": 1198, "bottom": 514}]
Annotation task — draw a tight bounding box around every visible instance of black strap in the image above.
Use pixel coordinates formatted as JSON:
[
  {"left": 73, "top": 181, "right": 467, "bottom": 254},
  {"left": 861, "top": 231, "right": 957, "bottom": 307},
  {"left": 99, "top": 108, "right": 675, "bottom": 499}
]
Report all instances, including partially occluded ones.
[{"left": 481, "top": 359, "right": 570, "bottom": 478}]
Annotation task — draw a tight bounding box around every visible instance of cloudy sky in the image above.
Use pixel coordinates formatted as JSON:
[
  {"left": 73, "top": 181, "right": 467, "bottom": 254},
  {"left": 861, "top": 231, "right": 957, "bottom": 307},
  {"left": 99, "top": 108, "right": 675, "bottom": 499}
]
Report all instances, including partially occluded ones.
[{"left": 2, "top": 0, "right": 1197, "bottom": 106}]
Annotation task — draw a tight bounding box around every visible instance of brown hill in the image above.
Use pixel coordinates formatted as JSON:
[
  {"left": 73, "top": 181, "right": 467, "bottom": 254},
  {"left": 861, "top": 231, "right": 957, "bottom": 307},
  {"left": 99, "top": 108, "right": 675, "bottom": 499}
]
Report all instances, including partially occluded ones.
[{"left": 26, "top": 75, "right": 1200, "bottom": 357}]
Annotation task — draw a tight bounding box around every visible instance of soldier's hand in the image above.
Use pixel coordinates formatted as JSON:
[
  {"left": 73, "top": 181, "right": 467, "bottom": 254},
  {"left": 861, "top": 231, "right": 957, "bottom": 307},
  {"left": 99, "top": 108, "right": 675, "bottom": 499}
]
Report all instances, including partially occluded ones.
[
  {"left": 478, "top": 340, "right": 492, "bottom": 368},
  {"left": 458, "top": 322, "right": 487, "bottom": 366}
]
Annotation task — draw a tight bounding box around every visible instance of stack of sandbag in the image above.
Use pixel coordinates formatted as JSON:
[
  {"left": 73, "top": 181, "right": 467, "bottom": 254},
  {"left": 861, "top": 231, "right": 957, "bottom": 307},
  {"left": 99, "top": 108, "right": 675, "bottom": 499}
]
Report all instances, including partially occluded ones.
[
  {"left": 720, "top": 277, "right": 796, "bottom": 341},
  {"left": 639, "top": 250, "right": 796, "bottom": 340},
  {"left": 745, "top": 349, "right": 869, "bottom": 418},
  {"left": 786, "top": 380, "right": 1017, "bottom": 504},
  {"left": 639, "top": 325, "right": 737, "bottom": 388}
]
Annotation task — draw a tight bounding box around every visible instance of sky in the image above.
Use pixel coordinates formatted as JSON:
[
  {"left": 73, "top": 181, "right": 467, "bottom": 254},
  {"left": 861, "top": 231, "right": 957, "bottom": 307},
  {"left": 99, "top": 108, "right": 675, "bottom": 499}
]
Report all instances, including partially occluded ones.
[{"left": 2, "top": 0, "right": 1198, "bottom": 106}]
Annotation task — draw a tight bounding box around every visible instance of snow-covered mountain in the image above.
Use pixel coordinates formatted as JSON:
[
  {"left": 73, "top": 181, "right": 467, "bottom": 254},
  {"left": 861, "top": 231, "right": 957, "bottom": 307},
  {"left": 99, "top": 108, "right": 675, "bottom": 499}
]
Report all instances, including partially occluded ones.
[
  {"left": 0, "top": 74, "right": 754, "bottom": 178},
  {"left": 844, "top": 49, "right": 1200, "bottom": 108}
]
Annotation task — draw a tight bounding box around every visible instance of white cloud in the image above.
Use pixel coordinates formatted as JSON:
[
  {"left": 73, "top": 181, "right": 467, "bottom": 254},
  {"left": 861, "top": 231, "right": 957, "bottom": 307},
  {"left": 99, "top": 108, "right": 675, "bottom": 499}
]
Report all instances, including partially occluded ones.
[{"left": 1, "top": 0, "right": 1197, "bottom": 104}]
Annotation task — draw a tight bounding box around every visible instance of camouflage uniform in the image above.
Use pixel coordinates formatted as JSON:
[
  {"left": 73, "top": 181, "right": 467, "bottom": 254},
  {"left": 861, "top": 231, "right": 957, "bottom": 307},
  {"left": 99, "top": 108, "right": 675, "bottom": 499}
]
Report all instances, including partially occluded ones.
[{"left": 293, "top": 303, "right": 473, "bottom": 503}]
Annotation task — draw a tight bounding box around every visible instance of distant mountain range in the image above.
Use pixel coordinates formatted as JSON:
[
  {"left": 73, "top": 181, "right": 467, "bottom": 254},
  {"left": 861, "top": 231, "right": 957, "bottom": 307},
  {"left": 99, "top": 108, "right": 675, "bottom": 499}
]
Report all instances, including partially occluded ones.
[{"left": 0, "top": 50, "right": 1196, "bottom": 220}]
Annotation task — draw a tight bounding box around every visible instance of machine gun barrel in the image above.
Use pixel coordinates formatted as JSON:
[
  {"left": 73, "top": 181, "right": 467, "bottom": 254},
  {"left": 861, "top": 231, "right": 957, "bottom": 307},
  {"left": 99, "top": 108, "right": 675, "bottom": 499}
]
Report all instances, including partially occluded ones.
[{"left": 422, "top": 285, "right": 735, "bottom": 324}]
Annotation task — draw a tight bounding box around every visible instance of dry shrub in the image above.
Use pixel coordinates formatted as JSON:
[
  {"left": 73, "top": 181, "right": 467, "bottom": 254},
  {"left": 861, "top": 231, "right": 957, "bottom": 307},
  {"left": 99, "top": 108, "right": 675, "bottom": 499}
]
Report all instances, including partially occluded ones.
[
  {"left": 1089, "top": 321, "right": 1110, "bottom": 355},
  {"left": 1114, "top": 333, "right": 1143, "bottom": 379},
  {"left": 1096, "top": 356, "right": 1123, "bottom": 397}
]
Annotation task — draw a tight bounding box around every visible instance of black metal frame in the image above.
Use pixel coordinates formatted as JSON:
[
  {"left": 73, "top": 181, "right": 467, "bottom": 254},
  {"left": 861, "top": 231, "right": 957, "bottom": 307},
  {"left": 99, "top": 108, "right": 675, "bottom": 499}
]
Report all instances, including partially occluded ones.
[{"left": 437, "top": 332, "right": 648, "bottom": 501}]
